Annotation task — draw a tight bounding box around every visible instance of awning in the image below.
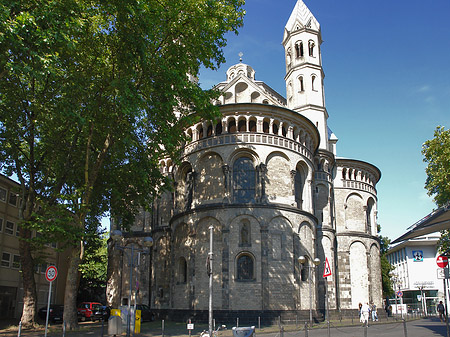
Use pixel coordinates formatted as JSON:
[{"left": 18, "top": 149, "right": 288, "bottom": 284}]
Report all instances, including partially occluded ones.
[{"left": 391, "top": 204, "right": 450, "bottom": 244}]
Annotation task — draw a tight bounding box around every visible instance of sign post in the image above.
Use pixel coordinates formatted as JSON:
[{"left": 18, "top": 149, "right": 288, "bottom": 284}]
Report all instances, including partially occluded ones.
[
  {"left": 437, "top": 255, "right": 450, "bottom": 337},
  {"left": 323, "top": 258, "right": 332, "bottom": 323},
  {"left": 44, "top": 266, "right": 58, "bottom": 337}
]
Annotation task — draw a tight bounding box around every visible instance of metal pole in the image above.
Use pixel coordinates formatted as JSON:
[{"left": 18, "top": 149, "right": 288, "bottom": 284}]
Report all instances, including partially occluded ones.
[
  {"left": 208, "top": 225, "right": 214, "bottom": 337},
  {"left": 44, "top": 281, "right": 52, "bottom": 337},
  {"left": 402, "top": 318, "right": 408, "bottom": 337},
  {"left": 17, "top": 321, "right": 21, "bottom": 337},
  {"left": 444, "top": 277, "right": 449, "bottom": 337},
  {"left": 127, "top": 245, "right": 134, "bottom": 337},
  {"left": 309, "top": 266, "right": 312, "bottom": 327}
]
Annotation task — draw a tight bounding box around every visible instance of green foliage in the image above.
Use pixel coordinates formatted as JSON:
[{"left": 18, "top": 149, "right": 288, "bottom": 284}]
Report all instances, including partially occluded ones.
[
  {"left": 422, "top": 126, "right": 450, "bottom": 254},
  {"left": 422, "top": 126, "right": 450, "bottom": 207},
  {"left": 378, "top": 226, "right": 394, "bottom": 297},
  {"left": 79, "top": 227, "right": 108, "bottom": 288},
  {"left": 1, "top": 0, "right": 245, "bottom": 325}
]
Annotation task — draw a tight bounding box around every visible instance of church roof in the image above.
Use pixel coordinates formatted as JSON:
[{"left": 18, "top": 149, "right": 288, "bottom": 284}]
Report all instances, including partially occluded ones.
[{"left": 285, "top": 0, "right": 320, "bottom": 33}]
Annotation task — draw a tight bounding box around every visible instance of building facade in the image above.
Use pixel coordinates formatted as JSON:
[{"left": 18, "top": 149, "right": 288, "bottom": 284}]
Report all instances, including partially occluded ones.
[
  {"left": 387, "top": 232, "right": 446, "bottom": 315},
  {"left": 0, "top": 174, "right": 68, "bottom": 319},
  {"left": 108, "top": 0, "right": 383, "bottom": 321}
]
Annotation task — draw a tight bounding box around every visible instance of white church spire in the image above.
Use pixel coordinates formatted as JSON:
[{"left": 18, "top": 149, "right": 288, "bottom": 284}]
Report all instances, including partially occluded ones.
[
  {"left": 285, "top": 0, "right": 320, "bottom": 34},
  {"left": 283, "top": 0, "right": 330, "bottom": 151}
]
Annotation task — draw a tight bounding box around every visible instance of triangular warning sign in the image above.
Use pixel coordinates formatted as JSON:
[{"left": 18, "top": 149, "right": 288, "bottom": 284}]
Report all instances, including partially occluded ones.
[{"left": 323, "top": 257, "right": 332, "bottom": 278}]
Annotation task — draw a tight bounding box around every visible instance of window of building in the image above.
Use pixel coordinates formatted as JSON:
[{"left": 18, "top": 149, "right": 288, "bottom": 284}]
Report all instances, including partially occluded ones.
[
  {"left": 299, "top": 77, "right": 304, "bottom": 92},
  {"left": 233, "top": 157, "right": 256, "bottom": 203},
  {"left": 207, "top": 125, "right": 213, "bottom": 137},
  {"left": 228, "top": 120, "right": 236, "bottom": 133},
  {"left": 8, "top": 192, "right": 17, "bottom": 207},
  {"left": 240, "top": 221, "right": 251, "bottom": 246},
  {"left": 5, "top": 221, "right": 14, "bottom": 235},
  {"left": 249, "top": 120, "right": 257, "bottom": 132},
  {"left": 179, "top": 257, "right": 187, "bottom": 283},
  {"left": 1, "top": 252, "right": 11, "bottom": 267},
  {"left": 0, "top": 218, "right": 3, "bottom": 232},
  {"left": 308, "top": 41, "right": 315, "bottom": 57},
  {"left": 263, "top": 121, "right": 270, "bottom": 133},
  {"left": 12, "top": 255, "right": 20, "bottom": 269},
  {"left": 272, "top": 123, "right": 279, "bottom": 135},
  {"left": 294, "top": 171, "right": 303, "bottom": 209},
  {"left": 0, "top": 187, "right": 6, "bottom": 202},
  {"left": 236, "top": 253, "right": 254, "bottom": 280},
  {"left": 238, "top": 120, "right": 246, "bottom": 132},
  {"left": 311, "top": 75, "right": 316, "bottom": 91},
  {"left": 295, "top": 42, "right": 304, "bottom": 58},
  {"left": 215, "top": 122, "right": 223, "bottom": 135}
]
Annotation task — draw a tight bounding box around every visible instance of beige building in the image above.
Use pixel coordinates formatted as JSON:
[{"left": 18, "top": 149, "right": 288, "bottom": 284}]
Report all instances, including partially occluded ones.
[
  {"left": 108, "top": 0, "right": 382, "bottom": 322},
  {"left": 0, "top": 174, "right": 68, "bottom": 319}
]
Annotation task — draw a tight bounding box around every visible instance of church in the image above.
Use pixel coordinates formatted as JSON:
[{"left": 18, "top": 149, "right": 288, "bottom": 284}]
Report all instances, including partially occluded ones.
[{"left": 107, "top": 0, "right": 383, "bottom": 322}]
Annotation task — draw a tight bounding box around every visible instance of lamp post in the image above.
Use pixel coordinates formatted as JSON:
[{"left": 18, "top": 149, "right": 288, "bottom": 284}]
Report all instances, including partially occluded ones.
[
  {"left": 111, "top": 230, "right": 153, "bottom": 337},
  {"left": 298, "top": 256, "right": 321, "bottom": 327}
]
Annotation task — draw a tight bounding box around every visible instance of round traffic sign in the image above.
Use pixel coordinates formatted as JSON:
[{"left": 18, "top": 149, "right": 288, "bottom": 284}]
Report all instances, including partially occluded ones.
[
  {"left": 45, "top": 265, "right": 58, "bottom": 282},
  {"left": 397, "top": 290, "right": 403, "bottom": 297},
  {"left": 436, "top": 255, "right": 448, "bottom": 268}
]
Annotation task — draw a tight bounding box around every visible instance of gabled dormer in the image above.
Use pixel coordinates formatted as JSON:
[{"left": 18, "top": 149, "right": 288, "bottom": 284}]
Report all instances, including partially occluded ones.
[{"left": 215, "top": 62, "right": 286, "bottom": 106}]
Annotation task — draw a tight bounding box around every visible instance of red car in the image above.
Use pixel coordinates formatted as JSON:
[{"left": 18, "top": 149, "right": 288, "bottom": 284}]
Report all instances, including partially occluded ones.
[{"left": 77, "top": 302, "right": 103, "bottom": 321}]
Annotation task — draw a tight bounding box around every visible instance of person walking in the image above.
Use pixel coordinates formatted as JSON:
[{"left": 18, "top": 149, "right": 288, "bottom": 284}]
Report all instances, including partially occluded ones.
[
  {"left": 360, "top": 302, "right": 371, "bottom": 326},
  {"left": 437, "top": 301, "right": 446, "bottom": 322},
  {"left": 371, "top": 303, "right": 378, "bottom": 321}
]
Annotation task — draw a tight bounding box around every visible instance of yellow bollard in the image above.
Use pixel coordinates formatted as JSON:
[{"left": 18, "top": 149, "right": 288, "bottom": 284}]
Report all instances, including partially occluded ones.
[
  {"left": 135, "top": 310, "right": 141, "bottom": 333},
  {"left": 111, "top": 309, "right": 121, "bottom": 317}
]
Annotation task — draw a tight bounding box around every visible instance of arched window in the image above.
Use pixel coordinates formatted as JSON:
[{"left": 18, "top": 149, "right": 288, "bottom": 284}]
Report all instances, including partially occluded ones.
[
  {"left": 295, "top": 42, "right": 304, "bottom": 58},
  {"left": 236, "top": 253, "right": 254, "bottom": 280},
  {"left": 238, "top": 119, "right": 246, "bottom": 132},
  {"left": 299, "top": 76, "right": 304, "bottom": 92},
  {"left": 233, "top": 157, "right": 256, "bottom": 203},
  {"left": 228, "top": 120, "right": 236, "bottom": 133},
  {"left": 308, "top": 41, "right": 315, "bottom": 57},
  {"left": 206, "top": 124, "right": 213, "bottom": 137},
  {"left": 294, "top": 170, "right": 303, "bottom": 209},
  {"left": 301, "top": 258, "right": 309, "bottom": 281},
  {"left": 311, "top": 75, "right": 316, "bottom": 91},
  {"left": 179, "top": 257, "right": 187, "bottom": 283},
  {"left": 282, "top": 126, "right": 287, "bottom": 137},
  {"left": 240, "top": 221, "right": 251, "bottom": 246},
  {"left": 215, "top": 122, "right": 222, "bottom": 135},
  {"left": 272, "top": 123, "right": 279, "bottom": 135},
  {"left": 198, "top": 126, "right": 204, "bottom": 139},
  {"left": 249, "top": 120, "right": 257, "bottom": 132}
]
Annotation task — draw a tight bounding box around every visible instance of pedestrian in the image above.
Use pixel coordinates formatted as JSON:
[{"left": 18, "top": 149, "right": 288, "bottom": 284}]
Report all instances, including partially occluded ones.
[
  {"left": 359, "top": 303, "right": 363, "bottom": 323},
  {"left": 360, "top": 302, "right": 371, "bottom": 326},
  {"left": 437, "top": 300, "right": 446, "bottom": 322},
  {"left": 371, "top": 303, "right": 378, "bottom": 321}
]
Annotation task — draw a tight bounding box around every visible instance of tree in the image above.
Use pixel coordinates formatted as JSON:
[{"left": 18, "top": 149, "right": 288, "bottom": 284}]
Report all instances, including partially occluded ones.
[
  {"left": 378, "top": 225, "right": 394, "bottom": 298},
  {"left": 422, "top": 126, "right": 450, "bottom": 207},
  {"left": 422, "top": 126, "right": 450, "bottom": 253},
  {"left": 1, "top": 0, "right": 244, "bottom": 328}
]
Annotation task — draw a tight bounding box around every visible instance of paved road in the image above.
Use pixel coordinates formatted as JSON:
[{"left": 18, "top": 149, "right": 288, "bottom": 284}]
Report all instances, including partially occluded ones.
[
  {"left": 1, "top": 318, "right": 448, "bottom": 337},
  {"left": 266, "top": 317, "right": 448, "bottom": 337}
]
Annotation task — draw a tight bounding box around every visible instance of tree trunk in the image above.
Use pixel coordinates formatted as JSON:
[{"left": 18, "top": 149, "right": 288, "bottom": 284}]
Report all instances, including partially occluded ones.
[
  {"left": 19, "top": 229, "right": 37, "bottom": 327},
  {"left": 63, "top": 241, "right": 83, "bottom": 330}
]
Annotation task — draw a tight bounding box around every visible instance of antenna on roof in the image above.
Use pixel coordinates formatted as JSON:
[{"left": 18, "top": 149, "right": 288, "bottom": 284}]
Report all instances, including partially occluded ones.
[{"left": 238, "top": 52, "right": 243, "bottom": 63}]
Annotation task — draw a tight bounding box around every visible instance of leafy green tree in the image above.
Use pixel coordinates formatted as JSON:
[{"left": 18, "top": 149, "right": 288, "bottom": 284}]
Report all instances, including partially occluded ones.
[
  {"left": 422, "top": 126, "right": 450, "bottom": 253},
  {"left": 378, "top": 225, "right": 394, "bottom": 297},
  {"left": 422, "top": 126, "right": 450, "bottom": 207},
  {"left": 0, "top": 0, "right": 244, "bottom": 328}
]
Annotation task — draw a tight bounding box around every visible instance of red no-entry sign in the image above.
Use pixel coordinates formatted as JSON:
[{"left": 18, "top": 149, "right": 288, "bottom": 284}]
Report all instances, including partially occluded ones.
[{"left": 436, "top": 255, "right": 448, "bottom": 268}]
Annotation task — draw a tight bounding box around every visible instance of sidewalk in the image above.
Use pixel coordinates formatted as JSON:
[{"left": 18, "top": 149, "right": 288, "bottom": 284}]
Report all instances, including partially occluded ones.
[{"left": 0, "top": 317, "right": 448, "bottom": 337}]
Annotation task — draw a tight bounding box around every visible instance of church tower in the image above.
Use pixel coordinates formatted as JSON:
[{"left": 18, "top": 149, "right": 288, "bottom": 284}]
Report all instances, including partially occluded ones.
[{"left": 283, "top": 0, "right": 329, "bottom": 151}]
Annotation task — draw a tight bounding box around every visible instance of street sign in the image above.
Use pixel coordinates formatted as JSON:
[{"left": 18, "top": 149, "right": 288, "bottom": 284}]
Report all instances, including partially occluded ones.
[
  {"left": 436, "top": 255, "right": 448, "bottom": 268},
  {"left": 397, "top": 290, "right": 403, "bottom": 297},
  {"left": 45, "top": 265, "right": 58, "bottom": 283},
  {"left": 187, "top": 324, "right": 194, "bottom": 330},
  {"left": 323, "top": 257, "right": 332, "bottom": 278}
]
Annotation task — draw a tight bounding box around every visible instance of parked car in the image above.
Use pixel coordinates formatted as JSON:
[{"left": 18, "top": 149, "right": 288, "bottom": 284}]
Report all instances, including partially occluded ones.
[
  {"left": 38, "top": 305, "right": 64, "bottom": 323},
  {"left": 92, "top": 305, "right": 111, "bottom": 321},
  {"left": 77, "top": 302, "right": 103, "bottom": 321}
]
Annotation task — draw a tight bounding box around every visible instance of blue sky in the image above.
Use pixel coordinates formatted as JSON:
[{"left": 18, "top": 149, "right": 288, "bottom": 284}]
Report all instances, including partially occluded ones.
[{"left": 199, "top": 0, "right": 450, "bottom": 241}]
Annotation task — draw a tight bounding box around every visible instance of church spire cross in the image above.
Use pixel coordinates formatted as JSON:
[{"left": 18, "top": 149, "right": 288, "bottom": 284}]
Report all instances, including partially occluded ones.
[{"left": 238, "top": 52, "right": 243, "bottom": 63}]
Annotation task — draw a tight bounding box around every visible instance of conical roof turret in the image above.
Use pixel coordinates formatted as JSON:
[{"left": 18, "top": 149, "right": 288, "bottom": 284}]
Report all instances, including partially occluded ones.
[{"left": 285, "top": 0, "right": 320, "bottom": 34}]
